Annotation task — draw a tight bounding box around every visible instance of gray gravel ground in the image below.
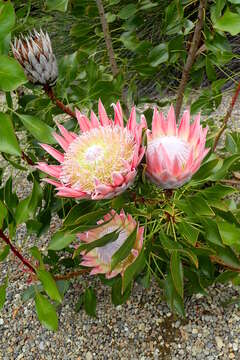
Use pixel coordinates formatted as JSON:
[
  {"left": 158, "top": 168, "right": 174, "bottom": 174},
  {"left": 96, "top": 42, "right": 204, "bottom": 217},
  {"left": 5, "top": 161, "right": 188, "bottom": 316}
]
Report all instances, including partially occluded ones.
[{"left": 0, "top": 94, "right": 240, "bottom": 359}]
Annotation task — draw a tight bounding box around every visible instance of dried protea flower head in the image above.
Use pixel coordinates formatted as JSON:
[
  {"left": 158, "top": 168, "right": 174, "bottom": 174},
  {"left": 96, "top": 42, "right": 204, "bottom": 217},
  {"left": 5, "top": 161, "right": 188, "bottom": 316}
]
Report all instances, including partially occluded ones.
[
  {"left": 11, "top": 29, "right": 58, "bottom": 86},
  {"left": 78, "top": 209, "right": 144, "bottom": 279},
  {"left": 37, "top": 100, "right": 146, "bottom": 200},
  {"left": 146, "top": 105, "right": 209, "bottom": 189}
]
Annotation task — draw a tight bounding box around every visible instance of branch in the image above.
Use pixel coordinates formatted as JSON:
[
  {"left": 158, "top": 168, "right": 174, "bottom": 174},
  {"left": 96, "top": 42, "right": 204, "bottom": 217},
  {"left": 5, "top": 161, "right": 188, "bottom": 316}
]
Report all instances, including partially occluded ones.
[
  {"left": 175, "top": 0, "right": 207, "bottom": 120},
  {"left": 213, "top": 80, "right": 240, "bottom": 151},
  {"left": 96, "top": 0, "right": 119, "bottom": 77},
  {"left": 220, "top": 179, "right": 240, "bottom": 186},
  {"left": 43, "top": 85, "right": 77, "bottom": 119},
  {"left": 54, "top": 269, "right": 89, "bottom": 281},
  {"left": 0, "top": 229, "right": 36, "bottom": 274}
]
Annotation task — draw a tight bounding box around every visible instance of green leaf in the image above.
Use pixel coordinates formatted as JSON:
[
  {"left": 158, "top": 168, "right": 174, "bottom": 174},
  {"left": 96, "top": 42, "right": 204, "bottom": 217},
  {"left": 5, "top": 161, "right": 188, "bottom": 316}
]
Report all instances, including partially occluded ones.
[
  {"left": 76, "top": 229, "right": 119, "bottom": 255},
  {"left": 29, "top": 246, "right": 43, "bottom": 267},
  {"left": 48, "top": 231, "right": 76, "bottom": 251},
  {"left": 118, "top": 4, "right": 137, "bottom": 19},
  {"left": 64, "top": 209, "right": 109, "bottom": 231},
  {"left": 217, "top": 221, "right": 240, "bottom": 246},
  {"left": 187, "top": 195, "right": 214, "bottom": 216},
  {"left": 111, "top": 227, "right": 137, "bottom": 271},
  {"left": 204, "top": 219, "right": 223, "bottom": 246},
  {"left": 15, "top": 196, "right": 31, "bottom": 225},
  {"left": 0, "top": 277, "right": 8, "bottom": 310},
  {"left": 210, "top": 155, "right": 240, "bottom": 180},
  {"left": 122, "top": 248, "right": 145, "bottom": 293},
  {"left": 191, "top": 159, "right": 219, "bottom": 182},
  {"left": 37, "top": 269, "right": 62, "bottom": 302},
  {"left": 170, "top": 251, "right": 183, "bottom": 298},
  {"left": 35, "top": 292, "right": 58, "bottom": 331},
  {"left": 16, "top": 114, "right": 56, "bottom": 144},
  {"left": 149, "top": 43, "right": 169, "bottom": 67},
  {"left": 112, "top": 277, "right": 132, "bottom": 306},
  {"left": 84, "top": 287, "right": 96, "bottom": 317},
  {"left": 201, "top": 184, "right": 236, "bottom": 201},
  {"left": 177, "top": 221, "right": 199, "bottom": 246},
  {"left": 164, "top": 273, "right": 185, "bottom": 316},
  {"left": 0, "top": 55, "right": 27, "bottom": 91},
  {"left": 28, "top": 179, "right": 43, "bottom": 217},
  {"left": 0, "top": 2, "right": 15, "bottom": 34},
  {"left": 214, "top": 9, "right": 240, "bottom": 36},
  {"left": 56, "top": 280, "right": 69, "bottom": 297},
  {"left": 215, "top": 270, "right": 238, "bottom": 284},
  {"left": 214, "top": 245, "right": 240, "bottom": 270},
  {"left": 0, "top": 200, "right": 7, "bottom": 227},
  {"left": 0, "top": 245, "right": 10, "bottom": 262},
  {"left": 75, "top": 293, "right": 84, "bottom": 313},
  {"left": 46, "top": 0, "right": 69, "bottom": 12},
  {"left": 63, "top": 202, "right": 96, "bottom": 226},
  {"left": 0, "top": 113, "right": 21, "bottom": 156}
]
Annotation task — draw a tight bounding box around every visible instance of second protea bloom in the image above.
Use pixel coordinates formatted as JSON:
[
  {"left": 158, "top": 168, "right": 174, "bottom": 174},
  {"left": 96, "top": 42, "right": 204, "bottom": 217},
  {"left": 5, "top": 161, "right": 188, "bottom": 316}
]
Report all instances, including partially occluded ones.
[
  {"left": 11, "top": 29, "right": 58, "bottom": 86},
  {"left": 146, "top": 106, "right": 209, "bottom": 189},
  {"left": 78, "top": 209, "right": 144, "bottom": 279},
  {"left": 37, "top": 100, "right": 146, "bottom": 199}
]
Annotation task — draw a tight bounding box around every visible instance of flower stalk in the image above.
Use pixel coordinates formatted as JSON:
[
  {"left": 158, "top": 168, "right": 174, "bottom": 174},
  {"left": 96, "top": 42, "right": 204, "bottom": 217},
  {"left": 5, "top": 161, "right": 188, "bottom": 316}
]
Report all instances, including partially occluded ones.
[{"left": 43, "top": 84, "right": 77, "bottom": 119}]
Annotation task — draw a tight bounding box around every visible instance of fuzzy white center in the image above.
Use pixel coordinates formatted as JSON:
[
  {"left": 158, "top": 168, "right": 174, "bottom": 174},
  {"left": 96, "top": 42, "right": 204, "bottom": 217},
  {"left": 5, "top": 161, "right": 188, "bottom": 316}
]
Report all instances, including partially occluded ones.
[
  {"left": 96, "top": 225, "right": 128, "bottom": 264},
  {"left": 85, "top": 145, "right": 104, "bottom": 163},
  {"left": 149, "top": 136, "right": 190, "bottom": 164}
]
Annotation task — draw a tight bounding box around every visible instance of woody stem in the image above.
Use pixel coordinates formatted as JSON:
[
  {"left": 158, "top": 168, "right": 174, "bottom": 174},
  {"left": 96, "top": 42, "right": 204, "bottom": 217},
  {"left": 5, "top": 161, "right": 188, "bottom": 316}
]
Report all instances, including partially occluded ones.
[
  {"left": 0, "top": 229, "right": 36, "bottom": 273},
  {"left": 43, "top": 85, "right": 77, "bottom": 119}
]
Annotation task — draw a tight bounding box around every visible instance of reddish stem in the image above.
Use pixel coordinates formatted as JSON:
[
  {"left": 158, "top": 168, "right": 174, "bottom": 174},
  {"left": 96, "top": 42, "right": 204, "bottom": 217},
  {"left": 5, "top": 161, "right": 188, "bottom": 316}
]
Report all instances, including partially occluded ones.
[
  {"left": 213, "top": 80, "right": 240, "bottom": 151},
  {"left": 21, "top": 151, "right": 34, "bottom": 166},
  {"left": 43, "top": 85, "right": 77, "bottom": 119},
  {"left": 0, "top": 229, "right": 36, "bottom": 274}
]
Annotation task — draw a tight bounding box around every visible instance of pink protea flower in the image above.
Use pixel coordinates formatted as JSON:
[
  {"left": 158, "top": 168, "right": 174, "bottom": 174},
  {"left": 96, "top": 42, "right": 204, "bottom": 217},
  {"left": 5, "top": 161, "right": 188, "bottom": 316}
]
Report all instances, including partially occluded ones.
[
  {"left": 37, "top": 100, "right": 146, "bottom": 199},
  {"left": 146, "top": 105, "right": 209, "bottom": 189},
  {"left": 78, "top": 209, "right": 144, "bottom": 279}
]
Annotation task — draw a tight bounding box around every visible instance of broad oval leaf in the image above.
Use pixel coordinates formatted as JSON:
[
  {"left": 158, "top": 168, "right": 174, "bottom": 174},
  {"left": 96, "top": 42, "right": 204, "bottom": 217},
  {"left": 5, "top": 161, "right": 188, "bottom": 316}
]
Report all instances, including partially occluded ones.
[
  {"left": 17, "top": 114, "right": 56, "bottom": 144},
  {"left": 35, "top": 292, "right": 58, "bottom": 331},
  {"left": 84, "top": 287, "right": 96, "bottom": 317},
  {"left": 0, "top": 55, "right": 27, "bottom": 91},
  {"left": 217, "top": 221, "right": 240, "bottom": 246},
  {"left": 149, "top": 43, "right": 169, "bottom": 67},
  {"left": 0, "top": 113, "right": 21, "bottom": 156},
  {"left": 49, "top": 231, "right": 76, "bottom": 251},
  {"left": 214, "top": 9, "right": 240, "bottom": 36},
  {"left": 37, "top": 269, "right": 62, "bottom": 302}
]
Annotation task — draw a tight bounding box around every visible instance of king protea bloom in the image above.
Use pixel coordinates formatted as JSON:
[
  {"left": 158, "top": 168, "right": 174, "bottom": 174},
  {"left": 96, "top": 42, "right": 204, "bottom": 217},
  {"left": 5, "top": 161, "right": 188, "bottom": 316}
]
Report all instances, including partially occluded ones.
[
  {"left": 78, "top": 209, "right": 144, "bottom": 278},
  {"left": 146, "top": 106, "right": 209, "bottom": 189},
  {"left": 11, "top": 29, "right": 58, "bottom": 86},
  {"left": 37, "top": 100, "right": 146, "bottom": 199}
]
